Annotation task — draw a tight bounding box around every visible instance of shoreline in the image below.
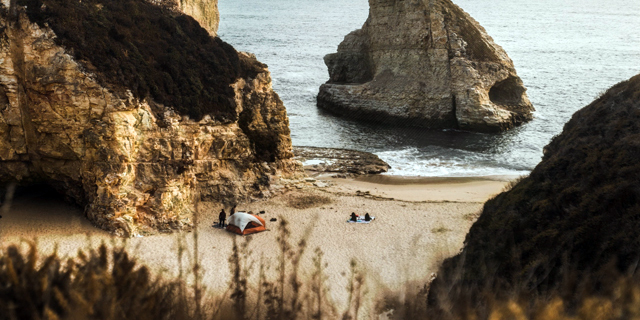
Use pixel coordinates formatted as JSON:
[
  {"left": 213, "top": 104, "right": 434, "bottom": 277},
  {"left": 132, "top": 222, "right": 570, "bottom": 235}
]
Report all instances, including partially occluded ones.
[
  {"left": 320, "top": 173, "right": 515, "bottom": 203},
  {"left": 355, "top": 173, "right": 522, "bottom": 184}
]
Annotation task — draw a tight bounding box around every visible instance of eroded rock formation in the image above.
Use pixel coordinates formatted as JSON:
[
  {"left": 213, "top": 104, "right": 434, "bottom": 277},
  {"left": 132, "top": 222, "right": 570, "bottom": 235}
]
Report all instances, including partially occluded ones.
[
  {"left": 318, "top": 0, "right": 534, "bottom": 132},
  {"left": 293, "top": 146, "right": 390, "bottom": 176},
  {"left": 427, "top": 74, "right": 640, "bottom": 318},
  {"left": 154, "top": 0, "right": 219, "bottom": 36},
  {"left": 0, "top": 0, "right": 300, "bottom": 236}
]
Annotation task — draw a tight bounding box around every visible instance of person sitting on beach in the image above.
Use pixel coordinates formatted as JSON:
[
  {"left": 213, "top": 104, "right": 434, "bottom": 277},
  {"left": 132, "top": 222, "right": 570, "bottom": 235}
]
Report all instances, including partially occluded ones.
[
  {"left": 350, "top": 212, "right": 358, "bottom": 222},
  {"left": 218, "top": 208, "right": 227, "bottom": 228},
  {"left": 364, "top": 213, "right": 371, "bottom": 221}
]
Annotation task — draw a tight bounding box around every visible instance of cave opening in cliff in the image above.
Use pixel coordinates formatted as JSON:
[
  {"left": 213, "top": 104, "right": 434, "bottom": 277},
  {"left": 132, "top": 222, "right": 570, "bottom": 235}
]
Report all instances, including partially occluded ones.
[
  {"left": 0, "top": 182, "right": 92, "bottom": 235},
  {"left": 3, "top": 183, "right": 76, "bottom": 209},
  {"left": 489, "top": 76, "right": 525, "bottom": 106}
]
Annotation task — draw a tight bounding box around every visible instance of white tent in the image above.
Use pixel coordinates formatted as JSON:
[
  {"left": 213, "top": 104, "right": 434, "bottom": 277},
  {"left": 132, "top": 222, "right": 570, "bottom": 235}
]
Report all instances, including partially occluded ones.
[{"left": 227, "top": 212, "right": 263, "bottom": 232}]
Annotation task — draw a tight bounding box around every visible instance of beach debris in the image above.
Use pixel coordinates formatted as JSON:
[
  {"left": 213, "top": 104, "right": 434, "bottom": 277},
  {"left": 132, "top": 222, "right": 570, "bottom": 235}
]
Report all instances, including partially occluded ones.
[{"left": 313, "top": 181, "right": 330, "bottom": 188}]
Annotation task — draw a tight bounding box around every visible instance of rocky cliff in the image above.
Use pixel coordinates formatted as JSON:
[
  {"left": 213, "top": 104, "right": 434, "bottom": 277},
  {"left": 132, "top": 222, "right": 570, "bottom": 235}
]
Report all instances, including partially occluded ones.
[
  {"left": 318, "top": 0, "right": 534, "bottom": 132},
  {"left": 0, "top": 0, "right": 300, "bottom": 236},
  {"left": 153, "top": 0, "right": 219, "bottom": 36},
  {"left": 427, "top": 74, "right": 640, "bottom": 318}
]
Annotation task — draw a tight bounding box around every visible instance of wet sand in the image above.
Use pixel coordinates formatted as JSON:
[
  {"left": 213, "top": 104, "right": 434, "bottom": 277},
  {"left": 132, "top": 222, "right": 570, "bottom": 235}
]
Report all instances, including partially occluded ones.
[{"left": 0, "top": 176, "right": 513, "bottom": 317}]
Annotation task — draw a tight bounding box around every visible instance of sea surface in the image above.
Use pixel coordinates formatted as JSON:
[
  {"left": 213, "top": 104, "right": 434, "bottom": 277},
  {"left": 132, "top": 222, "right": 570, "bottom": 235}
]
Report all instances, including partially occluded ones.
[{"left": 218, "top": 0, "right": 640, "bottom": 177}]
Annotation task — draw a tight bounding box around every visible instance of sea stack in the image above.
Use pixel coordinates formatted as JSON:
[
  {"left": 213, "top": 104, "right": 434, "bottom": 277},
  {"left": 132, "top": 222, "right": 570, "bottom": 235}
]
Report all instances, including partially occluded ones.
[
  {"left": 0, "top": 0, "right": 300, "bottom": 236},
  {"left": 427, "top": 74, "right": 640, "bottom": 318},
  {"left": 318, "top": 0, "right": 534, "bottom": 132}
]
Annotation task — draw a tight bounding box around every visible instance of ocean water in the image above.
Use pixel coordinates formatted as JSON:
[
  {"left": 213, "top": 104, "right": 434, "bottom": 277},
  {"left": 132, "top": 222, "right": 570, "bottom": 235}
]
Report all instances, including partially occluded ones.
[{"left": 218, "top": 0, "right": 640, "bottom": 177}]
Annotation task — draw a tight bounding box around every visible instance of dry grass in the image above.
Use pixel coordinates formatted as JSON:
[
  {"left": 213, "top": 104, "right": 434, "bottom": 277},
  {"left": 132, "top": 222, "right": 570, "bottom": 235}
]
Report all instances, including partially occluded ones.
[
  {"left": 462, "top": 211, "right": 481, "bottom": 221},
  {"left": 0, "top": 217, "right": 352, "bottom": 320},
  {"left": 286, "top": 194, "right": 332, "bottom": 209},
  {"left": 3, "top": 222, "right": 640, "bottom": 320},
  {"left": 431, "top": 227, "right": 452, "bottom": 234},
  {"left": 501, "top": 175, "right": 528, "bottom": 193},
  {"left": 0, "top": 241, "right": 190, "bottom": 320}
]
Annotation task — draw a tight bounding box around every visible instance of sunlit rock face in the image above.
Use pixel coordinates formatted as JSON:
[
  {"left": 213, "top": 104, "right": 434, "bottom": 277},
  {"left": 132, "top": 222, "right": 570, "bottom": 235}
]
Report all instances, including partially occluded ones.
[
  {"left": 153, "top": 0, "right": 219, "bottom": 36},
  {"left": 318, "top": 0, "right": 534, "bottom": 132},
  {"left": 0, "top": 0, "right": 300, "bottom": 236}
]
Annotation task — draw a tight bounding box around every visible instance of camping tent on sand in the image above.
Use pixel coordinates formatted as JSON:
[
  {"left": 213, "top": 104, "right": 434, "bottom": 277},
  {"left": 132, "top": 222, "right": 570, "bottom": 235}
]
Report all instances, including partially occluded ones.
[{"left": 226, "top": 212, "right": 267, "bottom": 235}]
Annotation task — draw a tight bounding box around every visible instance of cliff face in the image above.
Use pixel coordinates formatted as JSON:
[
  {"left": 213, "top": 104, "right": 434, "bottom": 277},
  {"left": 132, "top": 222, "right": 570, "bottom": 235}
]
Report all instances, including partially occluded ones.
[
  {"left": 427, "top": 74, "right": 640, "bottom": 317},
  {"left": 154, "top": 0, "right": 219, "bottom": 36},
  {"left": 0, "top": 0, "right": 300, "bottom": 236},
  {"left": 318, "top": 0, "right": 534, "bottom": 132}
]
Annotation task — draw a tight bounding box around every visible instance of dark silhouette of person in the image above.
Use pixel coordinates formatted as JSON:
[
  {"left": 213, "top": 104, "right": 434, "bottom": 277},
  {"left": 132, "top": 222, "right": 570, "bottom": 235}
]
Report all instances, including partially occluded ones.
[
  {"left": 364, "top": 213, "right": 371, "bottom": 222},
  {"left": 350, "top": 212, "right": 358, "bottom": 222},
  {"left": 230, "top": 205, "right": 236, "bottom": 216},
  {"left": 218, "top": 209, "right": 226, "bottom": 228}
]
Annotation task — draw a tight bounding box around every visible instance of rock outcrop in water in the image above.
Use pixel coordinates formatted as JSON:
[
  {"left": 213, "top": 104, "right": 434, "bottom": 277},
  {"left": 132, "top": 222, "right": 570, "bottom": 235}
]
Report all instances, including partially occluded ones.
[
  {"left": 318, "top": 0, "right": 534, "bottom": 132},
  {"left": 0, "top": 0, "right": 300, "bottom": 236},
  {"left": 427, "top": 74, "right": 640, "bottom": 318}
]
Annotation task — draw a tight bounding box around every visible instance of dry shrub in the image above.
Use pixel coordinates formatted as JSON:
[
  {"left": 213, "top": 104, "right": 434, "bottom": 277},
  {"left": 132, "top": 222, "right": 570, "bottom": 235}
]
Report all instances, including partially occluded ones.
[
  {"left": 286, "top": 194, "right": 332, "bottom": 209},
  {"left": 0, "top": 241, "right": 187, "bottom": 320},
  {"left": 428, "top": 75, "right": 640, "bottom": 319},
  {"left": 501, "top": 175, "right": 528, "bottom": 193},
  {"left": 226, "top": 217, "right": 339, "bottom": 320},
  {"left": 18, "top": 0, "right": 260, "bottom": 122}
]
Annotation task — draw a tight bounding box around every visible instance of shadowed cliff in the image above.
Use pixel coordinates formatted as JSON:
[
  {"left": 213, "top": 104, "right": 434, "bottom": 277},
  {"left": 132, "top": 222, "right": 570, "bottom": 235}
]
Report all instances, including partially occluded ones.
[{"left": 427, "top": 74, "right": 640, "bottom": 318}]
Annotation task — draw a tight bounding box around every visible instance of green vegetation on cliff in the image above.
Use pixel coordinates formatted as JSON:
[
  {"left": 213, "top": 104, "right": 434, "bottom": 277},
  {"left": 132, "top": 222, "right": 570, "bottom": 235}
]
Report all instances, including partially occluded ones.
[
  {"left": 428, "top": 74, "right": 640, "bottom": 318},
  {"left": 19, "top": 0, "right": 264, "bottom": 122}
]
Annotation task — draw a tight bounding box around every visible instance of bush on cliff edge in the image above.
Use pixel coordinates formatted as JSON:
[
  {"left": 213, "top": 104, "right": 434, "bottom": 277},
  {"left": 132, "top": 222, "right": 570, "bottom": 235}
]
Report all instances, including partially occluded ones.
[
  {"left": 18, "top": 0, "right": 264, "bottom": 122},
  {"left": 427, "top": 74, "right": 640, "bottom": 318}
]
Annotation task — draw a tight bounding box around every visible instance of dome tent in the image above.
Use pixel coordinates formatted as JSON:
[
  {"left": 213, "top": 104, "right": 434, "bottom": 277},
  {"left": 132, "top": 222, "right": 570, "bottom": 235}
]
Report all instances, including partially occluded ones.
[{"left": 226, "top": 212, "right": 267, "bottom": 235}]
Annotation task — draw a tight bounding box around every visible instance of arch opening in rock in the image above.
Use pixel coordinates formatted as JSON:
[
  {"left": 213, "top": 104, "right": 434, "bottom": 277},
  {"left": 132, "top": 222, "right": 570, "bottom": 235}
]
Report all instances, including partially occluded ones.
[{"left": 489, "top": 76, "right": 526, "bottom": 107}]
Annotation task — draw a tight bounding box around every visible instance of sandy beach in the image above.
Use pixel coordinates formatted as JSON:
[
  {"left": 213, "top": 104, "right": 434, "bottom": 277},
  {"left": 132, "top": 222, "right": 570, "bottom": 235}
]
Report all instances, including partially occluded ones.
[{"left": 0, "top": 175, "right": 514, "bottom": 318}]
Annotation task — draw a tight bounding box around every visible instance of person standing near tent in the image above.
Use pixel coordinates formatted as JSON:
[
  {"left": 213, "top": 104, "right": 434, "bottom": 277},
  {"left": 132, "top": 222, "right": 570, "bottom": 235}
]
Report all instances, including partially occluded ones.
[
  {"left": 218, "top": 208, "right": 227, "bottom": 228},
  {"left": 230, "top": 205, "right": 236, "bottom": 216}
]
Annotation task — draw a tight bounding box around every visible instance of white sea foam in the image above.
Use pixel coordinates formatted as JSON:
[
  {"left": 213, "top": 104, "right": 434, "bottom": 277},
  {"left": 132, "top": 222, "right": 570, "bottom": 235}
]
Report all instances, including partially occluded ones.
[
  {"left": 219, "top": 0, "right": 640, "bottom": 179},
  {"left": 303, "top": 159, "right": 325, "bottom": 166},
  {"left": 376, "top": 148, "right": 531, "bottom": 177}
]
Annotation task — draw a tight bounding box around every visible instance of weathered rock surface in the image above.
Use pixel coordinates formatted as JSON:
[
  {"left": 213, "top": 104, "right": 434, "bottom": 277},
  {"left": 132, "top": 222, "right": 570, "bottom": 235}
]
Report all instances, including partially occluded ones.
[
  {"left": 427, "top": 74, "right": 640, "bottom": 318},
  {"left": 318, "top": 0, "right": 534, "bottom": 132},
  {"left": 293, "top": 146, "right": 390, "bottom": 176},
  {"left": 0, "top": 1, "right": 300, "bottom": 236},
  {"left": 154, "top": 0, "right": 219, "bottom": 36}
]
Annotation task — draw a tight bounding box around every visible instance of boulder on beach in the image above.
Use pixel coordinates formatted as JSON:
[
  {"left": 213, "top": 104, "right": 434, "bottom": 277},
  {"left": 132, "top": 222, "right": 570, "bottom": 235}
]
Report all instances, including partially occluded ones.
[{"left": 318, "top": 0, "right": 534, "bottom": 133}]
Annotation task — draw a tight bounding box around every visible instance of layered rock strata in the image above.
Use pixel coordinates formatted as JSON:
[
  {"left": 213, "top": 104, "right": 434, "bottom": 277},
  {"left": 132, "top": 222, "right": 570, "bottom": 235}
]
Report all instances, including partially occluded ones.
[
  {"left": 0, "top": 1, "right": 300, "bottom": 236},
  {"left": 318, "top": 0, "right": 534, "bottom": 132},
  {"left": 427, "top": 74, "right": 640, "bottom": 318},
  {"left": 293, "top": 146, "right": 390, "bottom": 176}
]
